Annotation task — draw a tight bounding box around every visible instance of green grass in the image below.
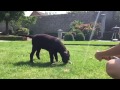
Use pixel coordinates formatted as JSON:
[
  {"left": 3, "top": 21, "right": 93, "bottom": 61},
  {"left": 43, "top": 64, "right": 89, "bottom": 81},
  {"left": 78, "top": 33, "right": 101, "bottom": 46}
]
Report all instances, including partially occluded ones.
[
  {"left": 62, "top": 40, "right": 119, "bottom": 45},
  {"left": 0, "top": 40, "right": 118, "bottom": 79}
]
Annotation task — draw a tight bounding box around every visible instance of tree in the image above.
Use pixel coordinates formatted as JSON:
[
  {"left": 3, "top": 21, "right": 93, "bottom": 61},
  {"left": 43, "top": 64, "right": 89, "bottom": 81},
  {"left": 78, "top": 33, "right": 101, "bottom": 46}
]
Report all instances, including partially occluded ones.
[
  {"left": 0, "top": 11, "right": 24, "bottom": 35},
  {"left": 21, "top": 16, "right": 37, "bottom": 28},
  {"left": 9, "top": 15, "right": 37, "bottom": 35}
]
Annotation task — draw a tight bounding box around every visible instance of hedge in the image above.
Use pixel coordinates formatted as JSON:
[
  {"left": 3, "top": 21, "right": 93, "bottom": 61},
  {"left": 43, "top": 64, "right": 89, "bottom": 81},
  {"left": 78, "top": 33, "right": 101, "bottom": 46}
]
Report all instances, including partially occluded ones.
[{"left": 0, "top": 35, "right": 27, "bottom": 41}]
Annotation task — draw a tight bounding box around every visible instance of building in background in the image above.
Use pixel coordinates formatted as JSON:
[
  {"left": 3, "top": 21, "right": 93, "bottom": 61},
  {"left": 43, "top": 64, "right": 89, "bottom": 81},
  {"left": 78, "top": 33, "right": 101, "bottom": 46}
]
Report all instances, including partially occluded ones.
[{"left": 30, "top": 11, "right": 48, "bottom": 16}]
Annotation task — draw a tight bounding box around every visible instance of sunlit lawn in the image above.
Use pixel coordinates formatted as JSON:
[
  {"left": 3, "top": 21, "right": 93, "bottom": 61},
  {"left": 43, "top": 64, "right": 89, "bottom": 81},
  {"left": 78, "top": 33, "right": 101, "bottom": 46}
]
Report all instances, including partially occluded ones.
[{"left": 0, "top": 40, "right": 119, "bottom": 79}]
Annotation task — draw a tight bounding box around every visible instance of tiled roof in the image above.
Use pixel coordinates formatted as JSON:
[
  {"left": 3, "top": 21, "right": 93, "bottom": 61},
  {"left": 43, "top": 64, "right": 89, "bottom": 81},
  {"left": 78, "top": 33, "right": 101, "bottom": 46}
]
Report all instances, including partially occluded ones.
[{"left": 30, "top": 11, "right": 47, "bottom": 16}]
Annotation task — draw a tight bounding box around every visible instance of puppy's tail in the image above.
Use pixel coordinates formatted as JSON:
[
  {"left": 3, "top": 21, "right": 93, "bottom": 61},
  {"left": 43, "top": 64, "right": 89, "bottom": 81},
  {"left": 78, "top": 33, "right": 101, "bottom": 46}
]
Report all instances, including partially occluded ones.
[{"left": 19, "top": 35, "right": 34, "bottom": 38}]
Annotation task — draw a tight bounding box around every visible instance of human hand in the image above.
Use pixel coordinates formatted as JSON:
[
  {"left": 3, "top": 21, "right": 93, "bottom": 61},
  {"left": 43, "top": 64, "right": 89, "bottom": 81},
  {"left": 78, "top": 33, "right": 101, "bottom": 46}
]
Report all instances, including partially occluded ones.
[
  {"left": 102, "top": 56, "right": 119, "bottom": 61},
  {"left": 102, "top": 56, "right": 119, "bottom": 60},
  {"left": 95, "top": 50, "right": 112, "bottom": 61},
  {"left": 95, "top": 50, "right": 103, "bottom": 61},
  {"left": 102, "top": 56, "right": 111, "bottom": 60}
]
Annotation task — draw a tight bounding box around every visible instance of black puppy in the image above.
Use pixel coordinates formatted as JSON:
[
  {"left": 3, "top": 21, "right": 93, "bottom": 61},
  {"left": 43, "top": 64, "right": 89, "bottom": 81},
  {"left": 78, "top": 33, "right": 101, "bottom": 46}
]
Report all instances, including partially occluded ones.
[{"left": 24, "top": 34, "right": 70, "bottom": 64}]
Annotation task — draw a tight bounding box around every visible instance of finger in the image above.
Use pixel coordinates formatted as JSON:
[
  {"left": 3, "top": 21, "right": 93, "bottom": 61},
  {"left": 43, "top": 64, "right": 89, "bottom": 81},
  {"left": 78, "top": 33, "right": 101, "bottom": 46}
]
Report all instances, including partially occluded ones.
[
  {"left": 102, "top": 57, "right": 110, "bottom": 60},
  {"left": 112, "top": 56, "right": 119, "bottom": 59}
]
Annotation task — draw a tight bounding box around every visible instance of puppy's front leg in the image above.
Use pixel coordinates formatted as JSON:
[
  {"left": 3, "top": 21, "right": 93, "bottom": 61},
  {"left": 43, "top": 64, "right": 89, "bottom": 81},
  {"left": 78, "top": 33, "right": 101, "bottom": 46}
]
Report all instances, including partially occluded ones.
[
  {"left": 49, "top": 51, "right": 54, "bottom": 64},
  {"left": 54, "top": 52, "right": 58, "bottom": 62}
]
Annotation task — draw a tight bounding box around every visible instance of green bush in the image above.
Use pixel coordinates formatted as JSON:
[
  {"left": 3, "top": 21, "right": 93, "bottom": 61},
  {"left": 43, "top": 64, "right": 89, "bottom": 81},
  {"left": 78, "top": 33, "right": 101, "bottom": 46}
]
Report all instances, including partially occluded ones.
[
  {"left": 16, "top": 28, "right": 29, "bottom": 36},
  {"left": 74, "top": 33, "right": 85, "bottom": 41},
  {"left": 70, "top": 20, "right": 83, "bottom": 31},
  {"left": 9, "top": 29, "right": 15, "bottom": 35},
  {"left": 0, "top": 35, "right": 27, "bottom": 41},
  {"left": 44, "top": 33, "right": 58, "bottom": 37},
  {"left": 82, "top": 29, "right": 92, "bottom": 40},
  {"left": 29, "top": 29, "right": 34, "bottom": 35},
  {"left": 103, "top": 31, "right": 113, "bottom": 40},
  {"left": 64, "top": 33, "right": 74, "bottom": 41},
  {"left": 72, "top": 29, "right": 82, "bottom": 34}
]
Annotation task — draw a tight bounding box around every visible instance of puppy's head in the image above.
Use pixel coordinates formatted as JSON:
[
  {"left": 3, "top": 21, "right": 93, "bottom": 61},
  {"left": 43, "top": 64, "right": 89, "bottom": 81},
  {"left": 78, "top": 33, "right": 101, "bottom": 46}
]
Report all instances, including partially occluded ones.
[{"left": 62, "top": 50, "right": 70, "bottom": 64}]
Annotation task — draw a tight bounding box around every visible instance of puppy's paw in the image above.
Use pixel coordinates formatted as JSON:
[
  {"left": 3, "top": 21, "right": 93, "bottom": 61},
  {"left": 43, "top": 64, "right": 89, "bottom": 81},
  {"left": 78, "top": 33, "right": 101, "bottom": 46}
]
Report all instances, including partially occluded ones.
[{"left": 68, "top": 61, "right": 72, "bottom": 64}]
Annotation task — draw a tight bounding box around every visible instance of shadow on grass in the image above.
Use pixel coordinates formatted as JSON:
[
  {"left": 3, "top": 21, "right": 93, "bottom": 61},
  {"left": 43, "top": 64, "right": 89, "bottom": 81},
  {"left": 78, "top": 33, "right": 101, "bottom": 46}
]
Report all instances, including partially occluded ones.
[{"left": 14, "top": 60, "right": 66, "bottom": 68}]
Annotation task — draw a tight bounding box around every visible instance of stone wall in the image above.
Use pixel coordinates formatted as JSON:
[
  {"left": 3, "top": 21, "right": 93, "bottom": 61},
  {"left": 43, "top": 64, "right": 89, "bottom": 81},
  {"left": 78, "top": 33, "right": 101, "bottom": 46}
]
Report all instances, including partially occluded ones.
[
  {"left": 29, "top": 12, "right": 98, "bottom": 35},
  {"left": 0, "top": 11, "right": 115, "bottom": 36},
  {"left": 0, "top": 22, "right": 6, "bottom": 32}
]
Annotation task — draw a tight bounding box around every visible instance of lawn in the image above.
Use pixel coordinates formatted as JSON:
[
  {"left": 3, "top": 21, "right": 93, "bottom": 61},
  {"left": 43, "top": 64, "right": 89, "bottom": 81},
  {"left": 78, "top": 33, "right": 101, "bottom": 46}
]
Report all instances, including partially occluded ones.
[
  {"left": 0, "top": 40, "right": 119, "bottom": 79},
  {"left": 62, "top": 40, "right": 119, "bottom": 45}
]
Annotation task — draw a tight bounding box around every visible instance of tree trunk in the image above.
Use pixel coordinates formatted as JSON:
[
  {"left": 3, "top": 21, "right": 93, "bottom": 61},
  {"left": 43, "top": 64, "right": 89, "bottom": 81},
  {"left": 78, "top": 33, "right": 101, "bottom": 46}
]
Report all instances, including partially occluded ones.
[{"left": 5, "top": 20, "right": 9, "bottom": 35}]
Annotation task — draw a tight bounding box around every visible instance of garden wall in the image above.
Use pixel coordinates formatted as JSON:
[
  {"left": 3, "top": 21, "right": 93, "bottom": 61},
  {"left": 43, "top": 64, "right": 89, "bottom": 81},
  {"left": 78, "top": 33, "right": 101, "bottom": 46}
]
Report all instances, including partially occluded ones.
[{"left": 29, "top": 12, "right": 98, "bottom": 35}]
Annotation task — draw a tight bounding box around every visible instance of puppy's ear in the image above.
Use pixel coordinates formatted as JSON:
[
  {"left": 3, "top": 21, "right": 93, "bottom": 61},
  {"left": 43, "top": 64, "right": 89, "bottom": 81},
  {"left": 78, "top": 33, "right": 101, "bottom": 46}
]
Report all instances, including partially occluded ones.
[
  {"left": 68, "top": 50, "right": 69, "bottom": 54},
  {"left": 64, "top": 50, "right": 69, "bottom": 54}
]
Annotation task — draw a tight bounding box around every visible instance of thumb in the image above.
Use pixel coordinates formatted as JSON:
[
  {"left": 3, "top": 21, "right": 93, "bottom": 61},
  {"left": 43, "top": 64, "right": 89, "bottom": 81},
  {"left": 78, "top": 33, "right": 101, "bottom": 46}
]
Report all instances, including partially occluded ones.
[{"left": 96, "top": 50, "right": 100, "bottom": 52}]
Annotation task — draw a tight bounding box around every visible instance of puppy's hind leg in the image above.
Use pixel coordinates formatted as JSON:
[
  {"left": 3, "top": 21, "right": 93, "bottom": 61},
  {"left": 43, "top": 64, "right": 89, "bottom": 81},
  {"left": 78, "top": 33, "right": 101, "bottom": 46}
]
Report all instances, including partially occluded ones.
[{"left": 30, "top": 46, "right": 36, "bottom": 63}]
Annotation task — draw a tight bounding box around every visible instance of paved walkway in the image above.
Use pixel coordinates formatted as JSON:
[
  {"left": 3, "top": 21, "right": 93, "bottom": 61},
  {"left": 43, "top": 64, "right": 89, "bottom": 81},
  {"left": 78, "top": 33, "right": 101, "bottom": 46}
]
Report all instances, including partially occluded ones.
[
  {"left": 0, "top": 37, "right": 32, "bottom": 42},
  {"left": 64, "top": 44, "right": 115, "bottom": 46},
  {"left": 0, "top": 40, "right": 11, "bottom": 42}
]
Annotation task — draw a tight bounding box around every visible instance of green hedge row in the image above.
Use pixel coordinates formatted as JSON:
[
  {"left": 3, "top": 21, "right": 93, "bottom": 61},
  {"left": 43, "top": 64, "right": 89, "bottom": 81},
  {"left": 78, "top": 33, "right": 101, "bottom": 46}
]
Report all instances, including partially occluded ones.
[
  {"left": 44, "top": 33, "right": 58, "bottom": 37},
  {"left": 0, "top": 35, "right": 27, "bottom": 41}
]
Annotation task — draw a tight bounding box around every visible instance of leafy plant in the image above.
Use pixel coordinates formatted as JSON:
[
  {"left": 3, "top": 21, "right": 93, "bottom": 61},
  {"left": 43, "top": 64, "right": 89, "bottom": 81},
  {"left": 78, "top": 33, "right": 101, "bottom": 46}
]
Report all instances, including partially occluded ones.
[
  {"left": 9, "top": 16, "right": 37, "bottom": 35},
  {"left": 64, "top": 32, "right": 74, "bottom": 41},
  {"left": 70, "top": 20, "right": 83, "bottom": 31},
  {"left": 16, "top": 28, "right": 29, "bottom": 35},
  {"left": 74, "top": 33, "right": 85, "bottom": 41},
  {"left": 0, "top": 11, "right": 24, "bottom": 35}
]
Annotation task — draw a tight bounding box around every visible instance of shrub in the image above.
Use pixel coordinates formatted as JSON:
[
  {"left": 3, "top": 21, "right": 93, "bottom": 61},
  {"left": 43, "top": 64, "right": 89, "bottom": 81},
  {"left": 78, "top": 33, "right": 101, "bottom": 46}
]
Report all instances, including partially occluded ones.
[
  {"left": 61, "top": 32, "right": 66, "bottom": 39},
  {"left": 69, "top": 21, "right": 101, "bottom": 41},
  {"left": 74, "top": 33, "right": 85, "bottom": 41},
  {"left": 0, "top": 35, "right": 27, "bottom": 41},
  {"left": 82, "top": 29, "right": 92, "bottom": 40},
  {"left": 44, "top": 33, "right": 58, "bottom": 37},
  {"left": 102, "top": 31, "right": 113, "bottom": 40},
  {"left": 9, "top": 29, "right": 15, "bottom": 35},
  {"left": 69, "top": 29, "right": 81, "bottom": 37},
  {"left": 16, "top": 28, "right": 29, "bottom": 36},
  {"left": 29, "top": 29, "right": 34, "bottom": 35},
  {"left": 64, "top": 33, "right": 74, "bottom": 41},
  {"left": 73, "top": 29, "right": 82, "bottom": 34},
  {"left": 70, "top": 20, "right": 83, "bottom": 31}
]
